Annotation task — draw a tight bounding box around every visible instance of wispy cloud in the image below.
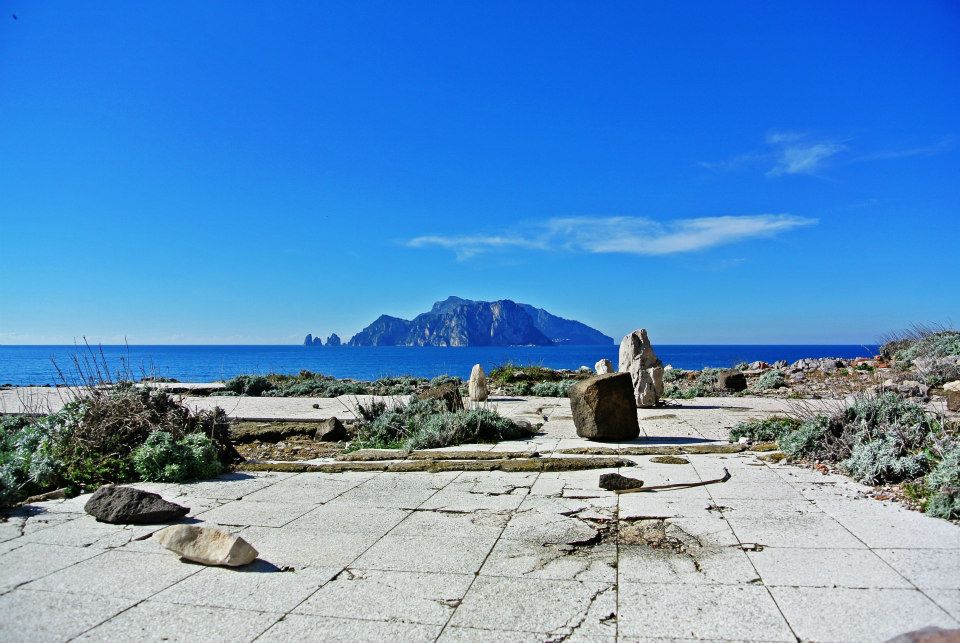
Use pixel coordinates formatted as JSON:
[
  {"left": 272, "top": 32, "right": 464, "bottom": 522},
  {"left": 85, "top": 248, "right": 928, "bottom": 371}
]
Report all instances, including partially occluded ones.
[
  {"left": 768, "top": 137, "right": 846, "bottom": 177},
  {"left": 405, "top": 214, "right": 816, "bottom": 260},
  {"left": 701, "top": 132, "right": 953, "bottom": 179},
  {"left": 405, "top": 234, "right": 546, "bottom": 260}
]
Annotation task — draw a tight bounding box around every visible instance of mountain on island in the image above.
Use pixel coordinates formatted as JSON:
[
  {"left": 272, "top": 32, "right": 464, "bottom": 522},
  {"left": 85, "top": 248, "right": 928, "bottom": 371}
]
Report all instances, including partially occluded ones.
[{"left": 346, "top": 296, "right": 614, "bottom": 347}]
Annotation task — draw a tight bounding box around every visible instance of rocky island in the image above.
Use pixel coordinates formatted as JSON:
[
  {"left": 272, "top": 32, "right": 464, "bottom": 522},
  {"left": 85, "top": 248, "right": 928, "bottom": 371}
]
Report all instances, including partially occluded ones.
[{"left": 343, "top": 296, "right": 614, "bottom": 347}]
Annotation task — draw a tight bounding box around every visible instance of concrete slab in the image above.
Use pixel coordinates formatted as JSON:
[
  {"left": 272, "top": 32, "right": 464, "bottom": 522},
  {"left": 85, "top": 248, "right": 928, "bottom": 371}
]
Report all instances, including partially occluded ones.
[
  {"left": 0, "top": 589, "right": 135, "bottom": 642},
  {"left": 75, "top": 601, "right": 280, "bottom": 642},
  {"left": 748, "top": 547, "right": 912, "bottom": 588},
  {"left": 256, "top": 613, "right": 443, "bottom": 642},
  {"left": 294, "top": 569, "right": 473, "bottom": 625},
  {"left": 770, "top": 586, "right": 959, "bottom": 641}
]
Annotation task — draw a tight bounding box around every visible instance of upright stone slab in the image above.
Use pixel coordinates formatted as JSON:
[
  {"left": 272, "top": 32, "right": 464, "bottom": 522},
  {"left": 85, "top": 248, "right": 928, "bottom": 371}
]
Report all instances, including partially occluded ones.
[
  {"left": 468, "top": 364, "right": 489, "bottom": 402},
  {"left": 417, "top": 382, "right": 464, "bottom": 411},
  {"left": 569, "top": 372, "right": 640, "bottom": 441},
  {"left": 618, "top": 328, "right": 664, "bottom": 408}
]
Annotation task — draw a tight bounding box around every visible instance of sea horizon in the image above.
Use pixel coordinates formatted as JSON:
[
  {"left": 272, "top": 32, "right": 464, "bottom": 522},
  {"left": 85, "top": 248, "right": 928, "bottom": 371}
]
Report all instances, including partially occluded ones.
[{"left": 0, "top": 343, "right": 881, "bottom": 386}]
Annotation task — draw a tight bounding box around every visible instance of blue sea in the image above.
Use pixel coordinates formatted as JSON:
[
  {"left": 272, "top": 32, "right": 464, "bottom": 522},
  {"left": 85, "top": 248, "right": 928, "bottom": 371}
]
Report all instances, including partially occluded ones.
[{"left": 0, "top": 344, "right": 880, "bottom": 386}]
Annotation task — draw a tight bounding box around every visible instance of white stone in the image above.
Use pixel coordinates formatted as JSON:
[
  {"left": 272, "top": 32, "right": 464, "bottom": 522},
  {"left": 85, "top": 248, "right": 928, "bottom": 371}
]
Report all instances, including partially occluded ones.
[
  {"left": 594, "top": 358, "right": 613, "bottom": 374},
  {"left": 155, "top": 525, "right": 258, "bottom": 567},
  {"left": 468, "top": 364, "right": 489, "bottom": 402},
  {"left": 943, "top": 380, "right": 960, "bottom": 392},
  {"left": 618, "top": 328, "right": 664, "bottom": 408}
]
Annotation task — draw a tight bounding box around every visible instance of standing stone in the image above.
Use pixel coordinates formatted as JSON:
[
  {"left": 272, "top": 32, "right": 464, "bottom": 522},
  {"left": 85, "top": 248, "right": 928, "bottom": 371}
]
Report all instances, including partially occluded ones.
[
  {"left": 594, "top": 359, "right": 614, "bottom": 374},
  {"left": 569, "top": 372, "right": 640, "bottom": 441},
  {"left": 468, "top": 364, "right": 489, "bottom": 402},
  {"left": 84, "top": 485, "right": 189, "bottom": 524},
  {"left": 717, "top": 370, "right": 748, "bottom": 392},
  {"left": 155, "top": 525, "right": 258, "bottom": 567},
  {"left": 944, "top": 380, "right": 960, "bottom": 412},
  {"left": 618, "top": 329, "right": 664, "bottom": 408}
]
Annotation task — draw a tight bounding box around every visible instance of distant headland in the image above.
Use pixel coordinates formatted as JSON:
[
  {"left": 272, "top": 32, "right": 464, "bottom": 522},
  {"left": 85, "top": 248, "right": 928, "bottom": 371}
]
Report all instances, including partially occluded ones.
[{"left": 304, "top": 296, "right": 614, "bottom": 347}]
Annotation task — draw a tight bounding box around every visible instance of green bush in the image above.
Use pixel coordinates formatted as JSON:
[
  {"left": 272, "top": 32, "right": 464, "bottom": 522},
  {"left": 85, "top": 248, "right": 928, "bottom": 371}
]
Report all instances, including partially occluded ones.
[
  {"left": 223, "top": 375, "right": 274, "bottom": 396},
  {"left": 663, "top": 368, "right": 685, "bottom": 382},
  {"left": 429, "top": 374, "right": 462, "bottom": 388},
  {"left": 730, "top": 392, "right": 959, "bottom": 520},
  {"left": 753, "top": 369, "right": 786, "bottom": 391},
  {"left": 489, "top": 363, "right": 565, "bottom": 385},
  {"left": 1, "top": 385, "right": 230, "bottom": 506},
  {"left": 923, "top": 446, "right": 960, "bottom": 520},
  {"left": 349, "top": 398, "right": 533, "bottom": 451},
  {"left": 729, "top": 416, "right": 801, "bottom": 443},
  {"left": 530, "top": 380, "right": 576, "bottom": 397},
  {"left": 132, "top": 431, "right": 222, "bottom": 482}
]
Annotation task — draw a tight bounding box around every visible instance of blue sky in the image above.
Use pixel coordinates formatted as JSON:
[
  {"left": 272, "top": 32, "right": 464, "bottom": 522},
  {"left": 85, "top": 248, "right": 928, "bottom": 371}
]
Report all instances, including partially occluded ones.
[{"left": 1, "top": 1, "right": 958, "bottom": 344}]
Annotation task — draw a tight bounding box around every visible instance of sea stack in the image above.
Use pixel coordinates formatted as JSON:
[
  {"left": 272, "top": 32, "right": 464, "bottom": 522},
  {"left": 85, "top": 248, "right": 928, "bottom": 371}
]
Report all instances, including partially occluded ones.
[
  {"left": 618, "top": 328, "right": 664, "bottom": 408},
  {"left": 326, "top": 333, "right": 342, "bottom": 346}
]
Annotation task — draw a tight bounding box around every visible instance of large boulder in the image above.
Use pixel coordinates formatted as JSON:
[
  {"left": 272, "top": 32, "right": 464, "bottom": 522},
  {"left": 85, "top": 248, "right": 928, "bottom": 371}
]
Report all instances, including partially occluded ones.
[
  {"left": 84, "top": 485, "right": 189, "bottom": 524},
  {"left": 417, "top": 382, "right": 464, "bottom": 411},
  {"left": 156, "top": 525, "right": 258, "bottom": 567},
  {"left": 594, "top": 359, "right": 614, "bottom": 374},
  {"left": 468, "top": 364, "right": 489, "bottom": 402},
  {"left": 717, "top": 370, "right": 747, "bottom": 392},
  {"left": 618, "top": 329, "right": 664, "bottom": 408},
  {"left": 569, "top": 373, "right": 640, "bottom": 441}
]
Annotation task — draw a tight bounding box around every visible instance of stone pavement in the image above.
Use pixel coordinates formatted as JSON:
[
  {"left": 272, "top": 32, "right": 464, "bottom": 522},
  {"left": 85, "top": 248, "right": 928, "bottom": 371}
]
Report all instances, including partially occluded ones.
[{"left": 1, "top": 394, "right": 959, "bottom": 641}]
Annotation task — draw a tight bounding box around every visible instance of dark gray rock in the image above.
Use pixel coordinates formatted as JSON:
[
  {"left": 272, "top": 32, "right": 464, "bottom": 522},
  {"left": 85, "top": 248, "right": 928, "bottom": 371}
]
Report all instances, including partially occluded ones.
[
  {"left": 303, "top": 334, "right": 313, "bottom": 346},
  {"left": 599, "top": 472, "right": 644, "bottom": 491},
  {"left": 315, "top": 417, "right": 348, "bottom": 441},
  {"left": 884, "top": 627, "right": 960, "bottom": 643},
  {"left": 84, "top": 485, "right": 189, "bottom": 524},
  {"left": 717, "top": 370, "right": 747, "bottom": 392},
  {"left": 325, "top": 333, "right": 342, "bottom": 347},
  {"left": 417, "top": 383, "right": 464, "bottom": 412},
  {"left": 569, "top": 373, "right": 640, "bottom": 441}
]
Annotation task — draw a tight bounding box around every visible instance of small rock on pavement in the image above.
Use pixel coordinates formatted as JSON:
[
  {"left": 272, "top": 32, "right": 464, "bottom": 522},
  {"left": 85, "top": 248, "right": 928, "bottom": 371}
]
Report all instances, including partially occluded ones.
[
  {"left": 468, "top": 363, "right": 489, "bottom": 402},
  {"left": 569, "top": 372, "right": 640, "bottom": 441},
  {"left": 594, "top": 358, "right": 614, "bottom": 374},
  {"left": 315, "top": 417, "right": 348, "bottom": 441},
  {"left": 884, "top": 627, "right": 960, "bottom": 643},
  {"left": 717, "top": 370, "right": 747, "bottom": 392},
  {"left": 84, "top": 485, "right": 189, "bottom": 525},
  {"left": 155, "top": 525, "right": 258, "bottom": 567},
  {"left": 599, "top": 472, "right": 644, "bottom": 491}
]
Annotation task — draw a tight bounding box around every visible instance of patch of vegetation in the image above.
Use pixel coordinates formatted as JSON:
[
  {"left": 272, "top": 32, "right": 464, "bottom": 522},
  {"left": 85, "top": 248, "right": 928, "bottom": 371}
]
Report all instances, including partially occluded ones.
[
  {"left": 132, "top": 431, "right": 222, "bottom": 482},
  {"left": 222, "top": 370, "right": 428, "bottom": 397},
  {"left": 348, "top": 398, "right": 534, "bottom": 451},
  {"left": 729, "top": 416, "right": 802, "bottom": 443},
  {"left": 663, "top": 368, "right": 685, "bottom": 382},
  {"left": 530, "top": 380, "right": 576, "bottom": 397},
  {"left": 753, "top": 369, "right": 786, "bottom": 391},
  {"left": 488, "top": 362, "right": 569, "bottom": 385},
  {"left": 0, "top": 385, "right": 229, "bottom": 506},
  {"left": 882, "top": 327, "right": 960, "bottom": 363},
  {"left": 663, "top": 368, "right": 720, "bottom": 399},
  {"left": 729, "top": 392, "right": 959, "bottom": 519}
]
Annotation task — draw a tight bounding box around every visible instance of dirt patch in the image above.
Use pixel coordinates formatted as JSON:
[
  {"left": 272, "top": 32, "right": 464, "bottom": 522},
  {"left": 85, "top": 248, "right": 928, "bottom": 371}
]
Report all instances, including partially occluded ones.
[
  {"left": 649, "top": 456, "right": 689, "bottom": 465},
  {"left": 234, "top": 436, "right": 342, "bottom": 461},
  {"left": 237, "top": 456, "right": 633, "bottom": 474}
]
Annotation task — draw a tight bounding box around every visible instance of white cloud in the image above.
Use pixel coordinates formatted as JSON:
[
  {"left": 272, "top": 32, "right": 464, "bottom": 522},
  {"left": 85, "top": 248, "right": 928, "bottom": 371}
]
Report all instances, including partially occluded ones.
[
  {"left": 406, "top": 214, "right": 816, "bottom": 259},
  {"left": 768, "top": 139, "right": 846, "bottom": 176}
]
